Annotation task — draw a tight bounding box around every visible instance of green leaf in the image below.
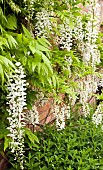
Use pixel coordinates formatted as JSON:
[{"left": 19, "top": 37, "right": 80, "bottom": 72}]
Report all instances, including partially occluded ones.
[
  {"left": 22, "top": 25, "right": 32, "bottom": 38},
  {"left": 52, "top": 75, "right": 57, "bottom": 88},
  {"left": 16, "top": 33, "right": 23, "bottom": 43},
  {"left": 0, "top": 55, "right": 15, "bottom": 68},
  {"left": 69, "top": 20, "right": 74, "bottom": 29},
  {"left": 0, "top": 37, "right": 9, "bottom": 49},
  {"left": 37, "top": 63, "right": 41, "bottom": 75},
  {"left": 29, "top": 40, "right": 36, "bottom": 54},
  {"left": 47, "top": 77, "right": 52, "bottom": 86},
  {"left": 0, "top": 63, "right": 4, "bottom": 85},
  {"left": 52, "top": 75, "right": 59, "bottom": 89},
  {"left": 32, "top": 62, "right": 37, "bottom": 72},
  {"left": 0, "top": 0, "right": 3, "bottom": 3},
  {"left": 5, "top": 34, "right": 17, "bottom": 48},
  {"left": 6, "top": 15, "right": 17, "bottom": 30},
  {"left": 36, "top": 41, "right": 50, "bottom": 52},
  {"left": 37, "top": 37, "right": 51, "bottom": 48},
  {"left": 24, "top": 127, "right": 39, "bottom": 143},
  {"left": 4, "top": 137, "right": 10, "bottom": 151},
  {"left": 0, "top": 129, "right": 9, "bottom": 139},
  {"left": 42, "top": 53, "right": 53, "bottom": 74},
  {"left": 0, "top": 55, "right": 15, "bottom": 85}
]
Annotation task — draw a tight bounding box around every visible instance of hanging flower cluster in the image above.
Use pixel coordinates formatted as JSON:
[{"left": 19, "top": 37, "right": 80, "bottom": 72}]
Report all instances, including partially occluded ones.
[
  {"left": 78, "top": 75, "right": 100, "bottom": 116},
  {"left": 92, "top": 102, "right": 103, "bottom": 126},
  {"left": 73, "top": 0, "right": 101, "bottom": 116},
  {"left": 59, "top": 19, "right": 73, "bottom": 51},
  {"left": 24, "top": 0, "right": 34, "bottom": 20},
  {"left": 7, "top": 62, "right": 27, "bottom": 170},
  {"left": 73, "top": 1, "right": 100, "bottom": 68},
  {"left": 73, "top": 16, "right": 84, "bottom": 47},
  {"left": 82, "top": 0, "right": 100, "bottom": 67},
  {"left": 34, "top": 1, "right": 101, "bottom": 124},
  {"left": 26, "top": 105, "right": 39, "bottom": 127},
  {"left": 35, "top": 8, "right": 52, "bottom": 38},
  {"left": 53, "top": 104, "right": 70, "bottom": 130}
]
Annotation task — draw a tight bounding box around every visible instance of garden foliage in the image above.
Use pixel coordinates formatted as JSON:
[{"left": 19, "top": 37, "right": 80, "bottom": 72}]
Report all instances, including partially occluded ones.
[
  {"left": 8, "top": 116, "right": 103, "bottom": 170},
  {"left": 0, "top": 0, "right": 103, "bottom": 169}
]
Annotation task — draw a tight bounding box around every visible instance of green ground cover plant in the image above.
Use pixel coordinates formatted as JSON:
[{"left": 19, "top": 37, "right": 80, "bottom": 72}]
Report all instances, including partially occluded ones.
[{"left": 8, "top": 115, "right": 103, "bottom": 170}]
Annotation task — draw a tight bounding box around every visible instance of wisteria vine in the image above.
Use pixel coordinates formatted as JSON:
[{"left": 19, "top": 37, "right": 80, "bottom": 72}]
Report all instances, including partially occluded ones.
[
  {"left": 34, "top": 0, "right": 103, "bottom": 127},
  {"left": 6, "top": 1, "right": 103, "bottom": 169},
  {"left": 7, "top": 62, "right": 27, "bottom": 169}
]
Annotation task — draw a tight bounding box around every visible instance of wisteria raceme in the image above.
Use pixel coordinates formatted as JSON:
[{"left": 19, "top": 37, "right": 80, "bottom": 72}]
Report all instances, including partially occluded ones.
[
  {"left": 7, "top": 62, "right": 27, "bottom": 170},
  {"left": 35, "top": 8, "right": 52, "bottom": 38},
  {"left": 53, "top": 104, "right": 71, "bottom": 130},
  {"left": 77, "top": 74, "right": 100, "bottom": 117},
  {"left": 34, "top": 1, "right": 101, "bottom": 125},
  {"left": 74, "top": 16, "right": 84, "bottom": 44},
  {"left": 74, "top": 0, "right": 100, "bottom": 116},
  {"left": 82, "top": 103, "right": 90, "bottom": 117},
  {"left": 26, "top": 105, "right": 39, "bottom": 127},
  {"left": 83, "top": 0, "right": 100, "bottom": 66},
  {"left": 59, "top": 20, "right": 72, "bottom": 51},
  {"left": 92, "top": 102, "right": 103, "bottom": 126},
  {"left": 24, "top": 0, "right": 34, "bottom": 20}
]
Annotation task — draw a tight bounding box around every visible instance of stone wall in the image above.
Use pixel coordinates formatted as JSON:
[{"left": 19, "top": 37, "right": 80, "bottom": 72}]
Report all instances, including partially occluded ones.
[{"left": 27, "top": 1, "right": 103, "bottom": 131}]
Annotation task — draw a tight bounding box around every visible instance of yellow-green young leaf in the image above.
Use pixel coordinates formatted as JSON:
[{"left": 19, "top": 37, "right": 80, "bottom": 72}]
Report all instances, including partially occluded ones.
[
  {"left": 23, "top": 36, "right": 29, "bottom": 45},
  {"left": 39, "top": 75, "right": 45, "bottom": 86},
  {"left": 0, "top": 37, "right": 9, "bottom": 49},
  {"left": 4, "top": 137, "right": 10, "bottom": 151},
  {"left": 47, "top": 77, "right": 52, "bottom": 86},
  {"left": 52, "top": 75, "right": 59, "bottom": 89},
  {"left": 32, "top": 62, "right": 37, "bottom": 72},
  {"left": 16, "top": 33, "right": 23, "bottom": 43},
  {"left": 5, "top": 34, "right": 17, "bottom": 48},
  {"left": 52, "top": 75, "right": 57, "bottom": 89},
  {"left": 0, "top": 55, "right": 15, "bottom": 85},
  {"left": 22, "top": 25, "right": 32, "bottom": 38},
  {"left": 0, "top": 63, "right": 4, "bottom": 85},
  {"left": 6, "top": 15, "right": 17, "bottom": 30},
  {"left": 29, "top": 40, "right": 36, "bottom": 54},
  {"left": 69, "top": 20, "right": 74, "bottom": 29},
  {"left": 0, "top": 55, "right": 15, "bottom": 69},
  {"left": 0, "top": 0, "right": 3, "bottom": 4},
  {"left": 42, "top": 53, "right": 53, "bottom": 74},
  {"left": 24, "top": 128, "right": 39, "bottom": 143},
  {"left": 35, "top": 49, "right": 42, "bottom": 57},
  {"left": 36, "top": 41, "right": 50, "bottom": 52},
  {"left": 41, "top": 64, "right": 48, "bottom": 76},
  {"left": 38, "top": 63, "right": 41, "bottom": 75},
  {"left": 37, "top": 37, "right": 51, "bottom": 48},
  {"left": 0, "top": 7, "right": 7, "bottom": 22},
  {"left": 0, "top": 24, "right": 4, "bottom": 33}
]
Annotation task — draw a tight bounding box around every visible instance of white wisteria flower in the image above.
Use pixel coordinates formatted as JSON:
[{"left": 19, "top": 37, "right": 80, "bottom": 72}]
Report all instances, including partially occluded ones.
[
  {"left": 59, "top": 19, "right": 72, "bottom": 51},
  {"left": 35, "top": 8, "right": 52, "bottom": 38},
  {"left": 92, "top": 102, "right": 103, "bottom": 126},
  {"left": 53, "top": 104, "right": 71, "bottom": 130},
  {"left": 92, "top": 113, "right": 102, "bottom": 126},
  {"left": 7, "top": 62, "right": 27, "bottom": 170},
  {"left": 26, "top": 105, "right": 39, "bottom": 126},
  {"left": 24, "top": 0, "right": 34, "bottom": 20}
]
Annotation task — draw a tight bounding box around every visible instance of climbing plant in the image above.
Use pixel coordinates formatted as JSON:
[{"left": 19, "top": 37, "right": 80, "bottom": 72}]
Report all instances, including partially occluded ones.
[{"left": 0, "top": 0, "right": 103, "bottom": 169}]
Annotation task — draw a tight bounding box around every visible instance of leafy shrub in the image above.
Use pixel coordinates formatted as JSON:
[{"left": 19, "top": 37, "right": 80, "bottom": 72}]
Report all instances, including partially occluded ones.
[{"left": 24, "top": 116, "right": 103, "bottom": 170}]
